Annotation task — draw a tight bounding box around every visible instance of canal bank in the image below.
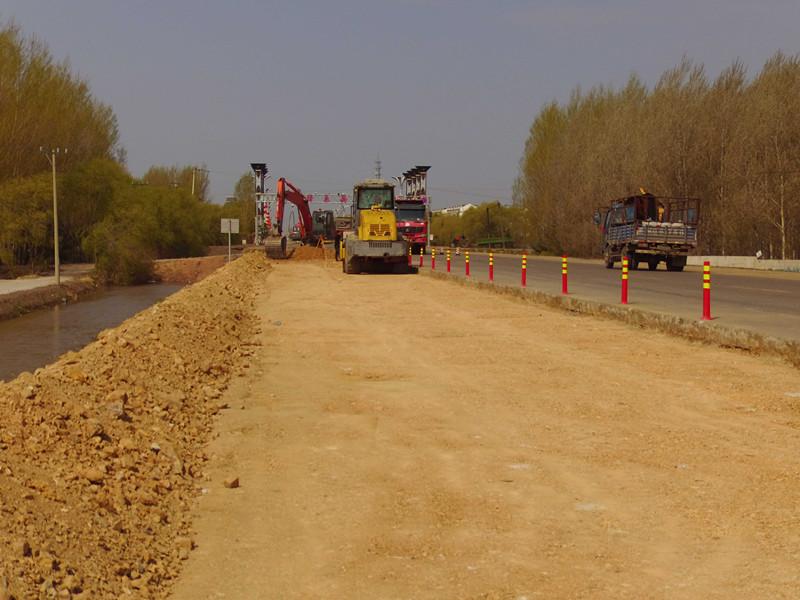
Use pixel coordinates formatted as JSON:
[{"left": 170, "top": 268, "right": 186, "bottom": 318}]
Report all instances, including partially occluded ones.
[
  {"left": 0, "top": 283, "right": 182, "bottom": 382},
  {"left": 0, "top": 255, "right": 227, "bottom": 324},
  {"left": 0, "top": 277, "right": 99, "bottom": 322}
]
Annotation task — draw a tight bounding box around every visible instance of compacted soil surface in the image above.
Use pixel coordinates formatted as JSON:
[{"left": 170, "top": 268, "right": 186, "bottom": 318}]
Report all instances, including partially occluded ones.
[{"left": 170, "top": 260, "right": 800, "bottom": 599}]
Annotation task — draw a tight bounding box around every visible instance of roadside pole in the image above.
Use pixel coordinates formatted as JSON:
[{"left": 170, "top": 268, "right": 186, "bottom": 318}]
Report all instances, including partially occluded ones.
[
  {"left": 702, "top": 261, "right": 712, "bottom": 320},
  {"left": 41, "top": 147, "right": 65, "bottom": 286},
  {"left": 621, "top": 257, "right": 629, "bottom": 304},
  {"left": 521, "top": 254, "right": 527, "bottom": 287},
  {"left": 221, "top": 218, "right": 240, "bottom": 264},
  {"left": 51, "top": 150, "right": 60, "bottom": 285}
]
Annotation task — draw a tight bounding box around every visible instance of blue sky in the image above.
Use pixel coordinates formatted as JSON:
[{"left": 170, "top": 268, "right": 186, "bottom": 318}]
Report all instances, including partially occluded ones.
[{"left": 3, "top": 1, "right": 800, "bottom": 207}]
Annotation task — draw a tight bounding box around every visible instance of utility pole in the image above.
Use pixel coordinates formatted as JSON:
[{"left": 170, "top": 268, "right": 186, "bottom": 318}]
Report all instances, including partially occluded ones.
[
  {"left": 41, "top": 147, "right": 66, "bottom": 285},
  {"left": 191, "top": 167, "right": 209, "bottom": 198}
]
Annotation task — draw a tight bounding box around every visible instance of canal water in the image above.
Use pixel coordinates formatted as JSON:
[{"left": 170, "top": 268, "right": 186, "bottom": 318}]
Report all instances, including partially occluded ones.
[{"left": 0, "top": 284, "right": 182, "bottom": 382}]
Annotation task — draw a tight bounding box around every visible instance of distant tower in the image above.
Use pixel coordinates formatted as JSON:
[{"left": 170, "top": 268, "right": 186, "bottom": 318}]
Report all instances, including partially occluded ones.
[{"left": 374, "top": 154, "right": 382, "bottom": 179}]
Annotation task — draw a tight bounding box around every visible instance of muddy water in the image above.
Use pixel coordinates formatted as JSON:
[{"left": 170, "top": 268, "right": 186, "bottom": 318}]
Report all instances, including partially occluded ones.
[{"left": 0, "top": 284, "right": 182, "bottom": 382}]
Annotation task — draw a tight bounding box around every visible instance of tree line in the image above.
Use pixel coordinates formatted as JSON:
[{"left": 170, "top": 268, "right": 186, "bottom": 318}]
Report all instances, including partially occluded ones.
[
  {"left": 431, "top": 203, "right": 525, "bottom": 248},
  {"left": 0, "top": 22, "right": 252, "bottom": 283},
  {"left": 515, "top": 53, "right": 800, "bottom": 259}
]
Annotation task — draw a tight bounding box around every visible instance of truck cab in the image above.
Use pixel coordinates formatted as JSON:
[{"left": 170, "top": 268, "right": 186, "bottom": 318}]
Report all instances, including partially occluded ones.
[{"left": 394, "top": 198, "right": 428, "bottom": 255}]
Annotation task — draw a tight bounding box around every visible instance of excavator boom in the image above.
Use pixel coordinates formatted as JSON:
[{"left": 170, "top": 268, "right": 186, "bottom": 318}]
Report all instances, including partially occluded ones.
[{"left": 276, "top": 178, "right": 314, "bottom": 239}]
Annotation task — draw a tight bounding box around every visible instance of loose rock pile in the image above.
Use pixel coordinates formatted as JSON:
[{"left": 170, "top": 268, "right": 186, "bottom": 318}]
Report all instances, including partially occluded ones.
[
  {"left": 0, "top": 252, "right": 269, "bottom": 598},
  {"left": 290, "top": 245, "right": 329, "bottom": 261}
]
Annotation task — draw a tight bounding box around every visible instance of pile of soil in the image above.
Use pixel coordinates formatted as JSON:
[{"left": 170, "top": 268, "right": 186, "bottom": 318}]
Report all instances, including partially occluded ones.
[
  {"left": 0, "top": 252, "right": 268, "bottom": 598},
  {"left": 290, "top": 245, "right": 330, "bottom": 261},
  {"left": 153, "top": 256, "right": 227, "bottom": 285}
]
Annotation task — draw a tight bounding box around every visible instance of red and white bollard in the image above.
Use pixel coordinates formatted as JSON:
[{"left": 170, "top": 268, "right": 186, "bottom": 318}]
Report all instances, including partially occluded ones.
[
  {"left": 702, "top": 261, "right": 712, "bottom": 320},
  {"left": 489, "top": 252, "right": 494, "bottom": 282},
  {"left": 561, "top": 255, "right": 568, "bottom": 295},
  {"left": 419, "top": 246, "right": 424, "bottom": 268},
  {"left": 621, "top": 256, "right": 629, "bottom": 304},
  {"left": 465, "top": 251, "right": 470, "bottom": 277},
  {"left": 446, "top": 249, "right": 451, "bottom": 273},
  {"left": 431, "top": 247, "right": 436, "bottom": 270},
  {"left": 521, "top": 254, "right": 527, "bottom": 287}
]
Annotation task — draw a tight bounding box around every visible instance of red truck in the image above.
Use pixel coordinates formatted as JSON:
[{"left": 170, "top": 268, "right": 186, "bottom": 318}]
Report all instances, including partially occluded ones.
[{"left": 394, "top": 196, "right": 428, "bottom": 254}]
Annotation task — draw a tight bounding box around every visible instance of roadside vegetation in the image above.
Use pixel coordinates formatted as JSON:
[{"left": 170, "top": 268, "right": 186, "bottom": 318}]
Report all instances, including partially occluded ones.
[
  {"left": 0, "top": 22, "right": 237, "bottom": 283},
  {"left": 515, "top": 54, "right": 800, "bottom": 259},
  {"left": 431, "top": 203, "right": 526, "bottom": 248}
]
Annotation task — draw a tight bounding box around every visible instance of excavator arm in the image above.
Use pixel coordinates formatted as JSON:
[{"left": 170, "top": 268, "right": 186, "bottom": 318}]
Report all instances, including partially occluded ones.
[{"left": 276, "top": 178, "right": 313, "bottom": 240}]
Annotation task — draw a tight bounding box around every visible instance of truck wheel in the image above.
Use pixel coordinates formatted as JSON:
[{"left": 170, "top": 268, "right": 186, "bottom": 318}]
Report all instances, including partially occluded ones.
[
  {"left": 603, "top": 250, "right": 614, "bottom": 269},
  {"left": 647, "top": 258, "right": 659, "bottom": 270},
  {"left": 344, "top": 257, "right": 358, "bottom": 274},
  {"left": 628, "top": 255, "right": 639, "bottom": 270},
  {"left": 666, "top": 256, "right": 686, "bottom": 272}
]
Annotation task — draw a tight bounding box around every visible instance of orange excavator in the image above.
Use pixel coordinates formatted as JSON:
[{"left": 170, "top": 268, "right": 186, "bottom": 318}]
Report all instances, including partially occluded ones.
[{"left": 265, "top": 177, "right": 335, "bottom": 258}]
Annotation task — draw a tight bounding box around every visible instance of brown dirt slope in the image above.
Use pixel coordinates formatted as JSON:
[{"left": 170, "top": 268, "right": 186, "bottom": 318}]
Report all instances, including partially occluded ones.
[
  {"left": 0, "top": 253, "right": 269, "bottom": 598},
  {"left": 290, "top": 245, "right": 330, "bottom": 261},
  {"left": 153, "top": 256, "right": 227, "bottom": 284},
  {"left": 173, "top": 261, "right": 800, "bottom": 600}
]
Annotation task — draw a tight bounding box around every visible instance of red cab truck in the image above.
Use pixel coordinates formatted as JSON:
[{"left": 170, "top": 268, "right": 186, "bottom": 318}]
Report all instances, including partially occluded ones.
[{"left": 394, "top": 197, "right": 428, "bottom": 255}]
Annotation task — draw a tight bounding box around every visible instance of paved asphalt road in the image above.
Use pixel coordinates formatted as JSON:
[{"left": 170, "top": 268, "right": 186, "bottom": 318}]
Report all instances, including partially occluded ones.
[{"left": 425, "top": 251, "right": 800, "bottom": 343}]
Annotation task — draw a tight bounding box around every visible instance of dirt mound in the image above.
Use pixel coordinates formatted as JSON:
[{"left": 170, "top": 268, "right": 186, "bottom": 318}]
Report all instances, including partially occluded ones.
[
  {"left": 153, "top": 256, "right": 227, "bottom": 284},
  {"left": 290, "top": 245, "right": 330, "bottom": 261},
  {"left": 0, "top": 252, "right": 269, "bottom": 598}
]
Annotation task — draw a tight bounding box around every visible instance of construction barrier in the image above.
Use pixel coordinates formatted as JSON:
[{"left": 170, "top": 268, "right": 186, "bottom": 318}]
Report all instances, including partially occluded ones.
[
  {"left": 702, "top": 261, "right": 712, "bottom": 320},
  {"left": 465, "top": 251, "right": 471, "bottom": 277},
  {"left": 489, "top": 252, "right": 494, "bottom": 282},
  {"left": 521, "top": 254, "right": 527, "bottom": 287},
  {"left": 621, "top": 257, "right": 629, "bottom": 305},
  {"left": 431, "top": 247, "right": 436, "bottom": 271},
  {"left": 446, "top": 249, "right": 451, "bottom": 273},
  {"left": 561, "top": 255, "right": 568, "bottom": 295}
]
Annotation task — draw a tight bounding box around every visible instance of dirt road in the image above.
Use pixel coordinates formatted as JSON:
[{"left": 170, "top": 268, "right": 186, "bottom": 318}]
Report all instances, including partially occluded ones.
[{"left": 171, "top": 260, "right": 800, "bottom": 599}]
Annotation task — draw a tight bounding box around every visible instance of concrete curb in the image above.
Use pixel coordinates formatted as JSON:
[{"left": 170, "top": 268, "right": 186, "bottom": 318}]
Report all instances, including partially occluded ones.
[
  {"left": 421, "top": 269, "right": 800, "bottom": 368},
  {"left": 688, "top": 256, "right": 800, "bottom": 272}
]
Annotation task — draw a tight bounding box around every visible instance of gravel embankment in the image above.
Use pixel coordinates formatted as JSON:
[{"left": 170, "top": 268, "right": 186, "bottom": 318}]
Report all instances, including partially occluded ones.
[{"left": 0, "top": 252, "right": 268, "bottom": 598}]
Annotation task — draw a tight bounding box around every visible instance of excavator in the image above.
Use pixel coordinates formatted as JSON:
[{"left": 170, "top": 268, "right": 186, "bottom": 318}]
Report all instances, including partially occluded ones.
[{"left": 265, "top": 177, "right": 335, "bottom": 258}]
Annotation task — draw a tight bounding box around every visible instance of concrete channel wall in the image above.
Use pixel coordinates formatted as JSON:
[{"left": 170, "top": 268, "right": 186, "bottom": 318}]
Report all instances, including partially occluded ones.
[{"left": 687, "top": 256, "right": 800, "bottom": 272}]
